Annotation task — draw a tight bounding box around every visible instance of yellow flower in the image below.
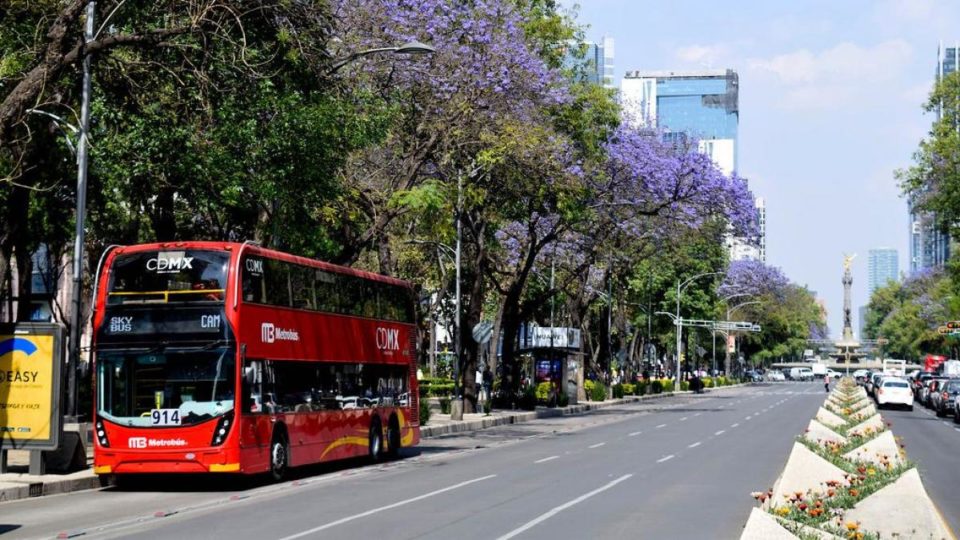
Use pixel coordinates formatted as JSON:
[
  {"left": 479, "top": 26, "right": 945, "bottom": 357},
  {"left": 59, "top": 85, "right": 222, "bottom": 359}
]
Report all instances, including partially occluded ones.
[
  {"left": 846, "top": 521, "right": 859, "bottom": 531},
  {"left": 776, "top": 507, "right": 791, "bottom": 516}
]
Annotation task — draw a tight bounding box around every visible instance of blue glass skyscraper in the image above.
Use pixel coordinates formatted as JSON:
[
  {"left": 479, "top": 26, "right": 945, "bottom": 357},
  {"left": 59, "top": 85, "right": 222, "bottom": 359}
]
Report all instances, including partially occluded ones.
[
  {"left": 868, "top": 248, "right": 899, "bottom": 294},
  {"left": 909, "top": 44, "right": 956, "bottom": 274}
]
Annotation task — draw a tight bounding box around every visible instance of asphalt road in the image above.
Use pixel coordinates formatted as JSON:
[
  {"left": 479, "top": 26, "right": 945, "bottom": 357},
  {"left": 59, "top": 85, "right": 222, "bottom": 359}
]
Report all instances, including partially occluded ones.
[
  {"left": 879, "top": 398, "right": 960, "bottom": 535},
  {"left": 0, "top": 383, "right": 827, "bottom": 540}
]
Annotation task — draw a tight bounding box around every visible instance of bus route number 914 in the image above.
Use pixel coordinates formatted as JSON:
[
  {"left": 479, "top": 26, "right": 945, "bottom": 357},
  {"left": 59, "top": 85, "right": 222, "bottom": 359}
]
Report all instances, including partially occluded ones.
[{"left": 151, "top": 409, "right": 181, "bottom": 426}]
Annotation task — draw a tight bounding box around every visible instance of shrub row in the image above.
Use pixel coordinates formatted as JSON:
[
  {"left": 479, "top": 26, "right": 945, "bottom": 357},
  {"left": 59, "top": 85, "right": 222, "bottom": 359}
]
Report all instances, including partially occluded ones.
[{"left": 419, "top": 377, "right": 455, "bottom": 397}]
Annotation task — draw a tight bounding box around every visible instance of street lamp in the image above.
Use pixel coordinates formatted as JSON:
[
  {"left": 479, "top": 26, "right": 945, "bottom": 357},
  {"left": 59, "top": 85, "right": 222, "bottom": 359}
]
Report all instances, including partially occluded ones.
[
  {"left": 326, "top": 40, "right": 436, "bottom": 75},
  {"left": 674, "top": 272, "right": 722, "bottom": 390}
]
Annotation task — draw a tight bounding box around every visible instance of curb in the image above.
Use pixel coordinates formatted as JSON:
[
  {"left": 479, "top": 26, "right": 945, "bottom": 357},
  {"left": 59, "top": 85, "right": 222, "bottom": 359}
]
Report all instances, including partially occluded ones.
[
  {"left": 0, "top": 474, "right": 111, "bottom": 504},
  {"left": 421, "top": 383, "right": 751, "bottom": 438}
]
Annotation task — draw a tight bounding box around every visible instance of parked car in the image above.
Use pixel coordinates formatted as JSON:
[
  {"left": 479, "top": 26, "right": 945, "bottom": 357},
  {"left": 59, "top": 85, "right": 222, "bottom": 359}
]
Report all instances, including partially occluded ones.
[
  {"left": 853, "top": 369, "right": 870, "bottom": 386},
  {"left": 745, "top": 370, "right": 763, "bottom": 382},
  {"left": 789, "top": 367, "right": 814, "bottom": 381},
  {"left": 876, "top": 377, "right": 914, "bottom": 410},
  {"left": 767, "top": 370, "right": 785, "bottom": 381},
  {"left": 935, "top": 380, "right": 960, "bottom": 417}
]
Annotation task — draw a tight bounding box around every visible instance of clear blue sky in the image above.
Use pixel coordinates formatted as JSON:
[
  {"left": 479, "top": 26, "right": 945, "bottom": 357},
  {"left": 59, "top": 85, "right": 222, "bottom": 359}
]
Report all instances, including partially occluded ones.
[{"left": 561, "top": 0, "right": 960, "bottom": 338}]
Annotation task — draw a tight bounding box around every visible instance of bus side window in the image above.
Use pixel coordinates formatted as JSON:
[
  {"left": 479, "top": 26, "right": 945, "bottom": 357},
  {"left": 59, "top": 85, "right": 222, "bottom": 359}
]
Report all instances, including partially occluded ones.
[
  {"left": 290, "top": 264, "right": 313, "bottom": 310},
  {"left": 265, "top": 259, "right": 291, "bottom": 307},
  {"left": 242, "top": 257, "right": 265, "bottom": 304}
]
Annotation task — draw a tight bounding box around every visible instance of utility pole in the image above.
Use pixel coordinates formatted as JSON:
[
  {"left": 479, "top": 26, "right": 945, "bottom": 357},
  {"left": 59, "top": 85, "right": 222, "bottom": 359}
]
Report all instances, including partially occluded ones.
[
  {"left": 451, "top": 173, "right": 463, "bottom": 419},
  {"left": 67, "top": 1, "right": 96, "bottom": 420}
]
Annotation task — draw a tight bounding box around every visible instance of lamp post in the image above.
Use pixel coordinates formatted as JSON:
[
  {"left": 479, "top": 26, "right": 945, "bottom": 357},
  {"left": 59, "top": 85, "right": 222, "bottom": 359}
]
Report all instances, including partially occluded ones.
[
  {"left": 326, "top": 40, "right": 436, "bottom": 75},
  {"left": 674, "top": 272, "right": 722, "bottom": 389}
]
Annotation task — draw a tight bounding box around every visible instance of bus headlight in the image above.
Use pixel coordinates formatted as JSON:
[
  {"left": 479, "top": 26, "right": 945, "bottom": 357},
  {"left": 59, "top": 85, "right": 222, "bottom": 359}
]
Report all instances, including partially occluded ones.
[
  {"left": 210, "top": 411, "right": 234, "bottom": 446},
  {"left": 96, "top": 419, "right": 110, "bottom": 448}
]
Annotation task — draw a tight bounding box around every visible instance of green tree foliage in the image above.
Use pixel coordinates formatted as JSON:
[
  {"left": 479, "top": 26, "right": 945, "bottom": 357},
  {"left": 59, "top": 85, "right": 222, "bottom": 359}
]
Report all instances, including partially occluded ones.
[{"left": 899, "top": 71, "right": 960, "bottom": 234}]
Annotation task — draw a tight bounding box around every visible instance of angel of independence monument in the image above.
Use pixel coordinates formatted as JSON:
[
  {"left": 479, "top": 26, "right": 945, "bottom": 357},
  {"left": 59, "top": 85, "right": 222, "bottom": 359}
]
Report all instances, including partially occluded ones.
[{"left": 831, "top": 255, "right": 866, "bottom": 365}]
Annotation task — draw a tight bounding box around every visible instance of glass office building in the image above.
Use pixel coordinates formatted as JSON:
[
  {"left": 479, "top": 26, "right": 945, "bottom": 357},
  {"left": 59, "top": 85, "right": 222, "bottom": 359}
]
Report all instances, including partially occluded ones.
[
  {"left": 621, "top": 69, "right": 739, "bottom": 175},
  {"left": 868, "top": 248, "right": 899, "bottom": 294},
  {"left": 564, "top": 37, "right": 615, "bottom": 90},
  {"left": 910, "top": 44, "right": 957, "bottom": 275}
]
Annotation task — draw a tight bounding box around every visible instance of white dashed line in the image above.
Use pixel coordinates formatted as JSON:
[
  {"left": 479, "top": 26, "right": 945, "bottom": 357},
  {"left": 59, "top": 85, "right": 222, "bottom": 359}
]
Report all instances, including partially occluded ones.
[
  {"left": 731, "top": 423, "right": 739, "bottom": 428},
  {"left": 693, "top": 413, "right": 702, "bottom": 417},
  {"left": 688, "top": 442, "right": 701, "bottom": 448},
  {"left": 657, "top": 455, "right": 675, "bottom": 463},
  {"left": 656, "top": 424, "right": 667, "bottom": 429},
  {"left": 715, "top": 430, "right": 725, "bottom": 436},
  {"left": 588, "top": 443, "right": 606, "bottom": 449},
  {"left": 535, "top": 456, "right": 560, "bottom": 464},
  {"left": 629, "top": 431, "right": 642, "bottom": 437},
  {"left": 680, "top": 417, "right": 688, "bottom": 421},
  {"left": 745, "top": 416, "right": 753, "bottom": 421}
]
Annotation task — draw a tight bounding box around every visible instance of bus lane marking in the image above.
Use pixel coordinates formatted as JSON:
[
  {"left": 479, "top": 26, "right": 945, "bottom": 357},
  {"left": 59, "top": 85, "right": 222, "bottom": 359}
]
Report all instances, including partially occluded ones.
[
  {"left": 656, "top": 455, "right": 674, "bottom": 463},
  {"left": 588, "top": 443, "right": 606, "bottom": 449},
  {"left": 496, "top": 474, "right": 632, "bottom": 540},
  {"left": 535, "top": 456, "right": 559, "bottom": 464},
  {"left": 278, "top": 475, "right": 497, "bottom": 540}
]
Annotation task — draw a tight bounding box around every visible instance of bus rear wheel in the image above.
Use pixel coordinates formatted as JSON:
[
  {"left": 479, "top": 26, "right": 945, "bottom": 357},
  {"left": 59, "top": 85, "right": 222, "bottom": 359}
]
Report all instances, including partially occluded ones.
[
  {"left": 387, "top": 415, "right": 402, "bottom": 459},
  {"left": 270, "top": 430, "right": 289, "bottom": 481},
  {"left": 369, "top": 420, "right": 384, "bottom": 462}
]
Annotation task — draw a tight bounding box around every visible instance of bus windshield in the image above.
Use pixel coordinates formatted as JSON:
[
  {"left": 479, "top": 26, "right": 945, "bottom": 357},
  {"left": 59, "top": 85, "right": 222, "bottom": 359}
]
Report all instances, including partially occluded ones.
[
  {"left": 108, "top": 250, "right": 229, "bottom": 305},
  {"left": 97, "top": 347, "right": 235, "bottom": 427}
]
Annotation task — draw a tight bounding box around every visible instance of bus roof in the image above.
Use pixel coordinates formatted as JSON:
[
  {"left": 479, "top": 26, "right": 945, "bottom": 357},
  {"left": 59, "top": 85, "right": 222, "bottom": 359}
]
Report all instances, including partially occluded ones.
[{"left": 108, "top": 241, "right": 413, "bottom": 289}]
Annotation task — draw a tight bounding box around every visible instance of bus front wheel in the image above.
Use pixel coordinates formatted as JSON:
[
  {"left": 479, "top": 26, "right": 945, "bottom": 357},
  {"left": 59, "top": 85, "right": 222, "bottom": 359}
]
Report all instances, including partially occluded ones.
[
  {"left": 369, "top": 419, "right": 383, "bottom": 462},
  {"left": 270, "top": 430, "right": 289, "bottom": 481}
]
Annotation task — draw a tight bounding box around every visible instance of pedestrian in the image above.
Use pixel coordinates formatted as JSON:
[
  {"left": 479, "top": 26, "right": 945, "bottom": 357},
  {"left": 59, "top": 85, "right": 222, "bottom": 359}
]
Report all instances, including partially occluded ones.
[{"left": 824, "top": 374, "right": 831, "bottom": 393}]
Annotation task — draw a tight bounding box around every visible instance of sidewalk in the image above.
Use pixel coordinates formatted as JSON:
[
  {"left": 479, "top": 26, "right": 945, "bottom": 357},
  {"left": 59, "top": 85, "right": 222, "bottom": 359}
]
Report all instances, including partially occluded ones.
[{"left": 0, "top": 384, "right": 746, "bottom": 504}]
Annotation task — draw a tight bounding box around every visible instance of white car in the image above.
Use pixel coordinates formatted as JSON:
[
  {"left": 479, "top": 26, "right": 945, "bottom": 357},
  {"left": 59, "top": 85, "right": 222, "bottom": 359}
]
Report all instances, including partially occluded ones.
[
  {"left": 876, "top": 377, "right": 914, "bottom": 410},
  {"left": 767, "top": 371, "right": 785, "bottom": 381}
]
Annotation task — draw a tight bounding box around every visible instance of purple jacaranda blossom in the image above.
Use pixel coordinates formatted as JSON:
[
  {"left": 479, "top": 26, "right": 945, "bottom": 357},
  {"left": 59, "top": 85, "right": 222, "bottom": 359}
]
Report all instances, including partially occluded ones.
[{"left": 720, "top": 259, "right": 790, "bottom": 300}]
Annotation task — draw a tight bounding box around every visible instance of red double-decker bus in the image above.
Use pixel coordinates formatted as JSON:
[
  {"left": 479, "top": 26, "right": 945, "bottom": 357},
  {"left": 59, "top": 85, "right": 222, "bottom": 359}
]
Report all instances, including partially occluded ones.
[{"left": 91, "top": 241, "right": 419, "bottom": 479}]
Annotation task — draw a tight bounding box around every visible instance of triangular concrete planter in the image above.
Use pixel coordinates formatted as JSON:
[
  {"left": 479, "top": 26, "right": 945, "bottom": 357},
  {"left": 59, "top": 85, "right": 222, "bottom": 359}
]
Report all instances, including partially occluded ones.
[
  {"left": 847, "top": 414, "right": 884, "bottom": 435},
  {"left": 769, "top": 442, "right": 848, "bottom": 508},
  {"left": 842, "top": 430, "right": 903, "bottom": 467},
  {"left": 803, "top": 419, "right": 847, "bottom": 445},
  {"left": 815, "top": 407, "right": 846, "bottom": 428},
  {"left": 740, "top": 508, "right": 799, "bottom": 539},
  {"left": 845, "top": 469, "right": 952, "bottom": 539}
]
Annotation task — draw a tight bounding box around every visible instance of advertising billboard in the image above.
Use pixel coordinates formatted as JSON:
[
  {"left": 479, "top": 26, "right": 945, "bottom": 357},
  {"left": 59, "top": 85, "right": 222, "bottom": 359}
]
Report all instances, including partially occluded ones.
[{"left": 0, "top": 323, "right": 64, "bottom": 450}]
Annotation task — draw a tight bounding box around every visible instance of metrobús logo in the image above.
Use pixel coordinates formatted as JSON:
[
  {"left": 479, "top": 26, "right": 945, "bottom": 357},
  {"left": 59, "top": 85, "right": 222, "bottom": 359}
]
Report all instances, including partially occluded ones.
[
  {"left": 260, "top": 322, "right": 300, "bottom": 344},
  {"left": 128, "top": 437, "right": 187, "bottom": 449}
]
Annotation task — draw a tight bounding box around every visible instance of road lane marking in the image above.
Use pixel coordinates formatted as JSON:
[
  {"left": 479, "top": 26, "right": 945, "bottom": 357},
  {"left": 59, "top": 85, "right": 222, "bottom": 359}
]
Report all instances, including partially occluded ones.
[
  {"left": 535, "top": 456, "right": 559, "bottom": 464},
  {"left": 656, "top": 455, "right": 675, "bottom": 463},
  {"left": 656, "top": 424, "right": 667, "bottom": 429},
  {"left": 680, "top": 417, "right": 689, "bottom": 421},
  {"left": 731, "top": 423, "right": 739, "bottom": 428},
  {"left": 495, "top": 474, "right": 633, "bottom": 540},
  {"left": 629, "top": 431, "right": 642, "bottom": 437},
  {"left": 279, "top": 475, "right": 497, "bottom": 540},
  {"left": 688, "top": 442, "right": 701, "bottom": 448},
  {"left": 745, "top": 416, "right": 752, "bottom": 420},
  {"left": 693, "top": 413, "right": 702, "bottom": 417},
  {"left": 715, "top": 430, "right": 725, "bottom": 436},
  {"left": 589, "top": 443, "right": 606, "bottom": 449}
]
